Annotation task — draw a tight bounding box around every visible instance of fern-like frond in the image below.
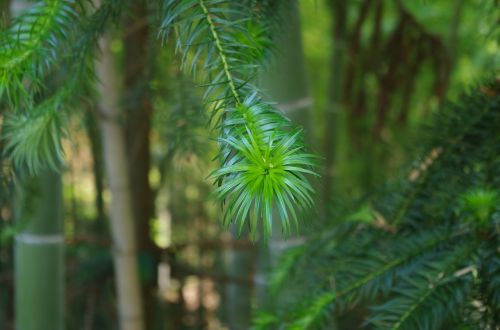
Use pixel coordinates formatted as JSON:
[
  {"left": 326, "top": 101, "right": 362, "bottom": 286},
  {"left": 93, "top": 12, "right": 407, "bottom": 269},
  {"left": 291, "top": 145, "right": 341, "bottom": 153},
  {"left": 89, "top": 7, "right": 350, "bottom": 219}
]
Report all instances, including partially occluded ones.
[
  {"left": 1, "top": 0, "right": 125, "bottom": 174},
  {"left": 159, "top": 0, "right": 318, "bottom": 239},
  {"left": 3, "top": 99, "right": 65, "bottom": 174},
  {"left": 474, "top": 239, "right": 500, "bottom": 327},
  {"left": 284, "top": 227, "right": 458, "bottom": 329},
  {"left": 367, "top": 244, "right": 476, "bottom": 330},
  {"left": 0, "top": 0, "right": 79, "bottom": 107}
]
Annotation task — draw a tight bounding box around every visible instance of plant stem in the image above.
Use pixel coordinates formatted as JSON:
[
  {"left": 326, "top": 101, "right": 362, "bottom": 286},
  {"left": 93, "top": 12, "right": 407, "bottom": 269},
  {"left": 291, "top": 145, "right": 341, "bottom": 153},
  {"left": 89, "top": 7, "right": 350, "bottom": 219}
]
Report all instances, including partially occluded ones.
[
  {"left": 198, "top": 0, "right": 241, "bottom": 104},
  {"left": 96, "top": 29, "right": 144, "bottom": 330},
  {"left": 15, "top": 170, "right": 64, "bottom": 330}
]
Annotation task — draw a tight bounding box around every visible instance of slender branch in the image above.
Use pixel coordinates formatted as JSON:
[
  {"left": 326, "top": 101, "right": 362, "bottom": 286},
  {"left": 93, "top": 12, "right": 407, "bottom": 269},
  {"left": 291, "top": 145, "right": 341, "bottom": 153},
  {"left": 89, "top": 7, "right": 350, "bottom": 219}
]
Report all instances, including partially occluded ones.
[
  {"left": 390, "top": 285, "right": 434, "bottom": 330},
  {"left": 390, "top": 243, "right": 477, "bottom": 329},
  {"left": 198, "top": 0, "right": 241, "bottom": 104}
]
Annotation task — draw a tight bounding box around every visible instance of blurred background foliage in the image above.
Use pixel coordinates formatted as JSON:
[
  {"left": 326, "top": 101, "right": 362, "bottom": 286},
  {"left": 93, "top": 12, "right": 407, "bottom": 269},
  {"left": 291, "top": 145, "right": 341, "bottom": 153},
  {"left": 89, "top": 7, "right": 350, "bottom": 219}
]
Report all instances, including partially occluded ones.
[{"left": 0, "top": 0, "right": 499, "bottom": 329}]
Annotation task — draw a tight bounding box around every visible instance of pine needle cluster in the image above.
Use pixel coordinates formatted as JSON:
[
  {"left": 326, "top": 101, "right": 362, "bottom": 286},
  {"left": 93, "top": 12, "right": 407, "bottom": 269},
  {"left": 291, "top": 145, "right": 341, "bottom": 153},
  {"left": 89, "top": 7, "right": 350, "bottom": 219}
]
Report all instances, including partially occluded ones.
[{"left": 158, "top": 0, "right": 318, "bottom": 239}]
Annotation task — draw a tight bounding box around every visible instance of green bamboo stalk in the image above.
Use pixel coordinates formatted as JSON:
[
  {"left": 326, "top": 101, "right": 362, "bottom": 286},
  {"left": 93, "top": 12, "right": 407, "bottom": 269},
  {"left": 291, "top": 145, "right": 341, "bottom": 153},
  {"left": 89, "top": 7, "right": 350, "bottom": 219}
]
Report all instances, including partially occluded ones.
[
  {"left": 123, "top": 1, "right": 157, "bottom": 327},
  {"left": 14, "top": 170, "right": 64, "bottom": 330},
  {"left": 11, "top": 0, "right": 65, "bottom": 326}
]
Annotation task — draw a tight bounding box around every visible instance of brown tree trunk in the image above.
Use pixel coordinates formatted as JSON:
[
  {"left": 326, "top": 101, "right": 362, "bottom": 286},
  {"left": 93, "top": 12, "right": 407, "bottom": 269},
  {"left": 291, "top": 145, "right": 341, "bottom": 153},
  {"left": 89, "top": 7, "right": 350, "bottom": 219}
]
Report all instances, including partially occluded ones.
[
  {"left": 123, "top": 0, "right": 155, "bottom": 253},
  {"left": 85, "top": 110, "right": 107, "bottom": 233},
  {"left": 122, "top": 1, "right": 157, "bottom": 327}
]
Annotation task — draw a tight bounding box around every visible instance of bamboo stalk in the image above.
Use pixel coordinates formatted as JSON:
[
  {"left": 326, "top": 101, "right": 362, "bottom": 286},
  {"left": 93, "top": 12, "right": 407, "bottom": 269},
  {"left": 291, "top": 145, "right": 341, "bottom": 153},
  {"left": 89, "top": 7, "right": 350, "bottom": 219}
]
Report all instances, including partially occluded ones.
[
  {"left": 95, "top": 31, "right": 144, "bottom": 330},
  {"left": 15, "top": 170, "right": 64, "bottom": 330}
]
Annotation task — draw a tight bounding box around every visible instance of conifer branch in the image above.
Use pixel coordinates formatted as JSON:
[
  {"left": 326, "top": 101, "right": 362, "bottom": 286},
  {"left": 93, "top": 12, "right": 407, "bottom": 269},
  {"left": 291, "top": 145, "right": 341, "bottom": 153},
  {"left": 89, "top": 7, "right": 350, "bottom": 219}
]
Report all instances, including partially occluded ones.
[
  {"left": 255, "top": 80, "right": 500, "bottom": 329},
  {"left": 0, "top": 0, "right": 78, "bottom": 106},
  {"left": 160, "top": 0, "right": 318, "bottom": 239}
]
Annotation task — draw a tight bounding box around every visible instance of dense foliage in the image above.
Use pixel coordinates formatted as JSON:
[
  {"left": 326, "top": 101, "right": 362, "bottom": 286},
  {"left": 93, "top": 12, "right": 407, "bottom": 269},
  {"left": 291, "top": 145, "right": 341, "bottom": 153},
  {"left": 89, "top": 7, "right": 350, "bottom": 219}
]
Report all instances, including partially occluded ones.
[
  {"left": 255, "top": 80, "right": 500, "bottom": 329},
  {"left": 0, "top": 0, "right": 317, "bottom": 239},
  {"left": 1, "top": 1, "right": 499, "bottom": 329}
]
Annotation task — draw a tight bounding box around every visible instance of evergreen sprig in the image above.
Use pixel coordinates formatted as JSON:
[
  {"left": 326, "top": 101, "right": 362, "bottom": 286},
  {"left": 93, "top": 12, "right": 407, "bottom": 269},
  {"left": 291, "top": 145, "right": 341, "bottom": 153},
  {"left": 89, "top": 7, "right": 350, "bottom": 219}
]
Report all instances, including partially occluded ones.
[
  {"left": 159, "top": 0, "right": 318, "bottom": 239},
  {"left": 4, "top": 97, "right": 65, "bottom": 173},
  {"left": 254, "top": 80, "right": 500, "bottom": 328},
  {"left": 0, "top": 0, "right": 78, "bottom": 107},
  {"left": 1, "top": 0, "right": 124, "bottom": 173}
]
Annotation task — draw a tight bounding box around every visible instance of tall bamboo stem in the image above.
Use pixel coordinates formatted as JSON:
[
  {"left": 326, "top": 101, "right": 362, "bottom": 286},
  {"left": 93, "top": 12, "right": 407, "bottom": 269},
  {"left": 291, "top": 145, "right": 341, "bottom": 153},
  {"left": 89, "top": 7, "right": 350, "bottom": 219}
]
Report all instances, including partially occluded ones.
[
  {"left": 96, "top": 32, "right": 144, "bottom": 330},
  {"left": 15, "top": 170, "right": 64, "bottom": 330}
]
